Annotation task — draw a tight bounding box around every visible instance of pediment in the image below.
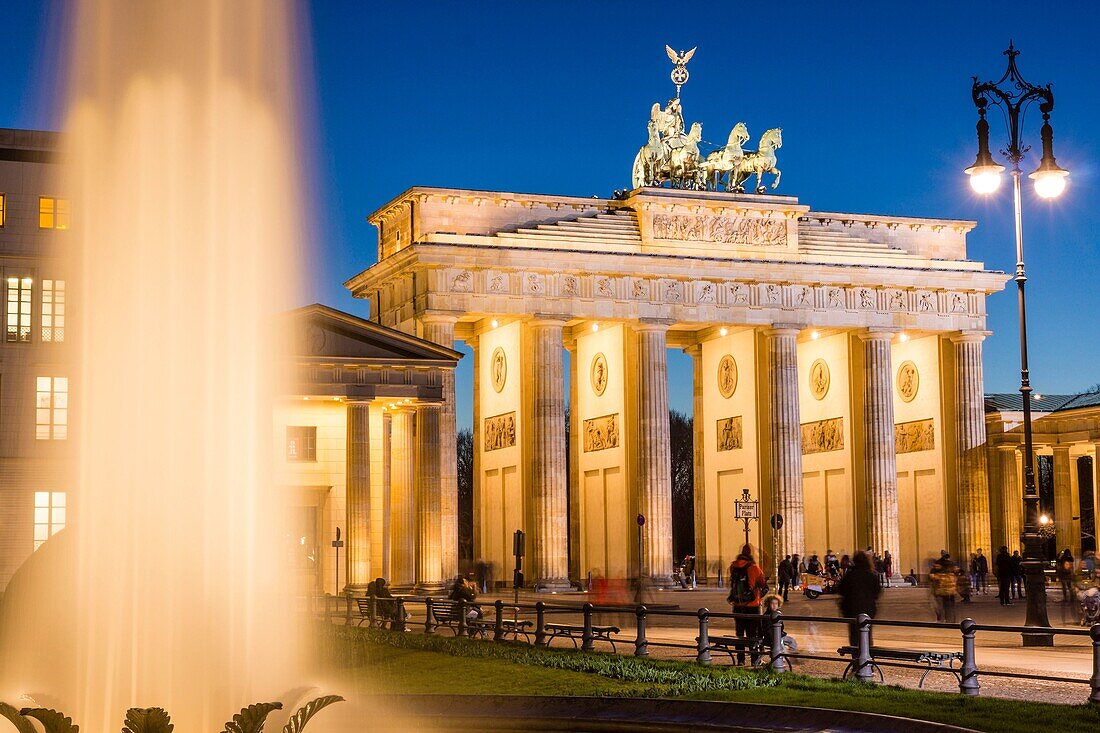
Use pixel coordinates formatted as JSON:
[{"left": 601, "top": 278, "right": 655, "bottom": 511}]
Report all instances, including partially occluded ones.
[{"left": 288, "top": 304, "right": 461, "bottom": 363}]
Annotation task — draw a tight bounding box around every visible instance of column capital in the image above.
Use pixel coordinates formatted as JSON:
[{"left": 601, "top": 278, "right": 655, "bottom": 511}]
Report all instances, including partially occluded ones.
[
  {"left": 1052, "top": 444, "right": 1072, "bottom": 456},
  {"left": 857, "top": 327, "right": 898, "bottom": 342},
  {"left": 635, "top": 317, "right": 675, "bottom": 333},
  {"left": 529, "top": 313, "right": 571, "bottom": 324},
  {"left": 763, "top": 324, "right": 801, "bottom": 338},
  {"left": 419, "top": 311, "right": 461, "bottom": 326},
  {"left": 950, "top": 330, "right": 991, "bottom": 344}
]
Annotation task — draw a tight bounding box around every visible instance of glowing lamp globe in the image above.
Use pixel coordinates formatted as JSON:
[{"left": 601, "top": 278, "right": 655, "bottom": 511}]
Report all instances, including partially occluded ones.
[
  {"left": 967, "top": 167, "right": 1003, "bottom": 194},
  {"left": 1031, "top": 166, "right": 1068, "bottom": 199}
]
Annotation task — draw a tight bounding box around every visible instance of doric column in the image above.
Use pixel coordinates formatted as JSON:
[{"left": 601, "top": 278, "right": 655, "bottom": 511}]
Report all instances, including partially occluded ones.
[
  {"left": 861, "top": 330, "right": 899, "bottom": 564},
  {"left": 1053, "top": 445, "right": 1074, "bottom": 553},
  {"left": 685, "top": 343, "right": 707, "bottom": 581},
  {"left": 345, "top": 400, "right": 371, "bottom": 591},
  {"left": 566, "top": 338, "right": 581, "bottom": 581},
  {"left": 635, "top": 320, "right": 674, "bottom": 583},
  {"left": 952, "top": 332, "right": 991, "bottom": 558},
  {"left": 420, "top": 313, "right": 459, "bottom": 581},
  {"left": 527, "top": 317, "right": 570, "bottom": 588},
  {"left": 390, "top": 409, "right": 417, "bottom": 589},
  {"left": 766, "top": 326, "right": 804, "bottom": 560},
  {"left": 415, "top": 401, "right": 444, "bottom": 591},
  {"left": 381, "top": 410, "right": 392, "bottom": 580},
  {"left": 1000, "top": 446, "right": 1023, "bottom": 551}
]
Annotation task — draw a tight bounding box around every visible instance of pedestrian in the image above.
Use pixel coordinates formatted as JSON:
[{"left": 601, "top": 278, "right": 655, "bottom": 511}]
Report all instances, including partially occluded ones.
[
  {"left": 682, "top": 554, "right": 696, "bottom": 589},
  {"left": 1011, "top": 550, "right": 1025, "bottom": 599},
  {"left": 727, "top": 543, "right": 769, "bottom": 665},
  {"left": 807, "top": 553, "right": 821, "bottom": 576},
  {"left": 1057, "top": 548, "right": 1075, "bottom": 602},
  {"left": 794, "top": 553, "right": 805, "bottom": 589},
  {"left": 759, "top": 592, "right": 792, "bottom": 658},
  {"left": 930, "top": 551, "right": 957, "bottom": 623},
  {"left": 967, "top": 553, "right": 979, "bottom": 593},
  {"left": 836, "top": 550, "right": 882, "bottom": 648},
  {"left": 840, "top": 552, "right": 851, "bottom": 576},
  {"left": 882, "top": 550, "right": 894, "bottom": 588},
  {"left": 778, "top": 554, "right": 793, "bottom": 602},
  {"left": 994, "top": 546, "right": 1013, "bottom": 606},
  {"left": 975, "top": 548, "right": 989, "bottom": 594},
  {"left": 474, "top": 558, "right": 489, "bottom": 593},
  {"left": 448, "top": 577, "right": 482, "bottom": 624},
  {"left": 873, "top": 553, "right": 885, "bottom": 587}
]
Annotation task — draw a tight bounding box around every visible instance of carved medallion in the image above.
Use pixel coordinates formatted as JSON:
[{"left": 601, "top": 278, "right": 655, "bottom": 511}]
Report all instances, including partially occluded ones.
[
  {"left": 591, "top": 352, "right": 608, "bottom": 396},
  {"left": 809, "top": 358, "right": 830, "bottom": 400},
  {"left": 717, "top": 354, "right": 737, "bottom": 398},
  {"left": 895, "top": 418, "right": 934, "bottom": 454},
  {"left": 484, "top": 411, "right": 517, "bottom": 452},
  {"left": 896, "top": 360, "right": 919, "bottom": 403},
  {"left": 490, "top": 347, "right": 507, "bottom": 393},
  {"left": 583, "top": 413, "right": 619, "bottom": 452},
  {"left": 717, "top": 416, "right": 743, "bottom": 452},
  {"left": 801, "top": 417, "right": 844, "bottom": 455}
]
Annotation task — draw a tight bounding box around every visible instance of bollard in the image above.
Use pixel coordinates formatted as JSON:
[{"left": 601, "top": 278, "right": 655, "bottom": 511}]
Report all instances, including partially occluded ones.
[
  {"left": 582, "top": 602, "right": 595, "bottom": 651},
  {"left": 535, "top": 601, "right": 547, "bottom": 646},
  {"left": 424, "top": 597, "right": 435, "bottom": 634},
  {"left": 959, "top": 618, "right": 980, "bottom": 695},
  {"left": 457, "top": 598, "right": 468, "bottom": 637},
  {"left": 393, "top": 597, "right": 406, "bottom": 632},
  {"left": 769, "top": 609, "right": 787, "bottom": 672},
  {"left": 344, "top": 590, "right": 353, "bottom": 626},
  {"left": 494, "top": 599, "right": 505, "bottom": 642},
  {"left": 855, "top": 614, "right": 874, "bottom": 683},
  {"left": 1090, "top": 624, "right": 1100, "bottom": 705},
  {"left": 368, "top": 591, "right": 377, "bottom": 628},
  {"left": 696, "top": 608, "right": 712, "bottom": 665},
  {"left": 634, "top": 605, "right": 650, "bottom": 657}
]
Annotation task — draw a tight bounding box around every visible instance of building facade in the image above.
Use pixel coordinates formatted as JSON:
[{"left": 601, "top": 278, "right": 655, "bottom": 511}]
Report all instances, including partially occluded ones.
[
  {"left": 0, "top": 129, "right": 71, "bottom": 591},
  {"left": 348, "top": 185, "right": 1008, "bottom": 585}
]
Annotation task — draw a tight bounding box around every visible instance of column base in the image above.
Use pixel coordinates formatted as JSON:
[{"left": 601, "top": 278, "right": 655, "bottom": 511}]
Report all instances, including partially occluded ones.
[
  {"left": 534, "top": 578, "right": 575, "bottom": 593},
  {"left": 344, "top": 584, "right": 371, "bottom": 597},
  {"left": 414, "top": 581, "right": 448, "bottom": 595}
]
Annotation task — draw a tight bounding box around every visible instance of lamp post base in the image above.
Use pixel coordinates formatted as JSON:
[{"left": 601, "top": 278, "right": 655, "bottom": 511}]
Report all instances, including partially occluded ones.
[{"left": 1021, "top": 538, "right": 1052, "bottom": 646}]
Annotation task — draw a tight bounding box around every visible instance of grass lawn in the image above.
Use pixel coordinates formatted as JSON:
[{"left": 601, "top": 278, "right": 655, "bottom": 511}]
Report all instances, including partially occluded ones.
[{"left": 322, "top": 626, "right": 1100, "bottom": 733}]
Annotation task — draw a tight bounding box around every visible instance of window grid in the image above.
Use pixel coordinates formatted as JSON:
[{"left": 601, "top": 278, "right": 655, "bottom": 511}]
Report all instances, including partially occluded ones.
[
  {"left": 36, "top": 376, "right": 68, "bottom": 440},
  {"left": 6, "top": 276, "right": 32, "bottom": 342},
  {"left": 286, "top": 426, "right": 317, "bottom": 461},
  {"left": 42, "top": 279, "right": 65, "bottom": 342},
  {"left": 33, "top": 491, "right": 66, "bottom": 550},
  {"left": 39, "top": 197, "right": 70, "bottom": 230}
]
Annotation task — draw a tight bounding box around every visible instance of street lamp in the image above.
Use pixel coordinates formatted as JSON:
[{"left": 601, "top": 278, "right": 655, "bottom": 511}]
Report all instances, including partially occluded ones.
[{"left": 966, "top": 43, "right": 1068, "bottom": 646}]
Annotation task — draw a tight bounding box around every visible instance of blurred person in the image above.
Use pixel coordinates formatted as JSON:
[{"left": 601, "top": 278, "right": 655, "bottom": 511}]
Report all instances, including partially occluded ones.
[
  {"left": 839, "top": 552, "right": 851, "bottom": 576},
  {"left": 957, "top": 564, "right": 972, "bottom": 604},
  {"left": 806, "top": 553, "right": 821, "bottom": 576},
  {"left": 474, "top": 558, "right": 489, "bottom": 593},
  {"left": 994, "top": 546, "right": 1013, "bottom": 606},
  {"left": 836, "top": 550, "right": 881, "bottom": 647},
  {"left": 882, "top": 550, "right": 894, "bottom": 588},
  {"left": 1058, "top": 548, "right": 1076, "bottom": 602},
  {"left": 727, "top": 543, "right": 768, "bottom": 665},
  {"left": 791, "top": 554, "right": 803, "bottom": 589},
  {"left": 1011, "top": 550, "right": 1025, "bottom": 599},
  {"left": 777, "top": 554, "right": 794, "bottom": 602},
  {"left": 449, "top": 577, "right": 482, "bottom": 622},
  {"left": 930, "top": 551, "right": 958, "bottom": 623},
  {"left": 974, "top": 548, "right": 989, "bottom": 594}
]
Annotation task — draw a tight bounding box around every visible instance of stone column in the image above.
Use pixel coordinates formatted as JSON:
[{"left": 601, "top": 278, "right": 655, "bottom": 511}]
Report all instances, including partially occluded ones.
[
  {"left": 766, "top": 326, "right": 804, "bottom": 560},
  {"left": 566, "top": 339, "right": 581, "bottom": 581},
  {"left": 381, "top": 411, "right": 392, "bottom": 580},
  {"left": 685, "top": 343, "right": 707, "bottom": 582},
  {"left": 527, "top": 317, "right": 570, "bottom": 588},
  {"left": 635, "top": 320, "right": 674, "bottom": 583},
  {"left": 415, "top": 401, "right": 444, "bottom": 591},
  {"left": 1001, "top": 446, "right": 1023, "bottom": 551},
  {"left": 1053, "top": 445, "right": 1074, "bottom": 553},
  {"left": 345, "top": 400, "right": 371, "bottom": 592},
  {"left": 953, "top": 332, "right": 991, "bottom": 558},
  {"left": 390, "top": 409, "right": 417, "bottom": 589},
  {"left": 861, "top": 330, "right": 900, "bottom": 564},
  {"left": 421, "top": 313, "right": 459, "bottom": 581}
]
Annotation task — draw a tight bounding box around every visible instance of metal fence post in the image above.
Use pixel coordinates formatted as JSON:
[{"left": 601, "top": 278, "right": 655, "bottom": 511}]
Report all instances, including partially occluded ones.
[
  {"left": 855, "top": 614, "right": 874, "bottom": 683},
  {"left": 697, "top": 608, "right": 712, "bottom": 665},
  {"left": 344, "top": 590, "right": 352, "bottom": 626},
  {"left": 582, "top": 602, "right": 595, "bottom": 651},
  {"left": 424, "top": 597, "right": 435, "bottom": 635},
  {"left": 1090, "top": 624, "right": 1100, "bottom": 705},
  {"left": 769, "top": 609, "right": 787, "bottom": 672},
  {"left": 634, "top": 605, "right": 649, "bottom": 657},
  {"left": 959, "top": 618, "right": 980, "bottom": 696},
  {"left": 494, "top": 599, "right": 505, "bottom": 642},
  {"left": 457, "top": 598, "right": 468, "bottom": 637},
  {"left": 393, "top": 597, "right": 406, "bottom": 632},
  {"left": 535, "top": 601, "right": 547, "bottom": 647},
  {"left": 368, "top": 591, "right": 377, "bottom": 628}
]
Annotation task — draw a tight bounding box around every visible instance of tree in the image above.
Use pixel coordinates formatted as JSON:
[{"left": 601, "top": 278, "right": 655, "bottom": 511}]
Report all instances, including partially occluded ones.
[
  {"left": 668, "top": 410, "right": 694, "bottom": 562},
  {"left": 457, "top": 427, "right": 473, "bottom": 569}
]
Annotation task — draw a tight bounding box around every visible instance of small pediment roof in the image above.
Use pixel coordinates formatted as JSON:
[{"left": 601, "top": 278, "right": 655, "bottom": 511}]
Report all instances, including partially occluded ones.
[{"left": 287, "top": 304, "right": 461, "bottom": 364}]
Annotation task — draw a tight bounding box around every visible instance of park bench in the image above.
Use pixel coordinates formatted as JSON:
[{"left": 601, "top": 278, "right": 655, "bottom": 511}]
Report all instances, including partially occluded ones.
[
  {"left": 351, "top": 595, "right": 409, "bottom": 629},
  {"left": 701, "top": 635, "right": 772, "bottom": 667},
  {"left": 467, "top": 614, "right": 534, "bottom": 642},
  {"left": 544, "top": 622, "right": 621, "bottom": 651},
  {"left": 428, "top": 599, "right": 482, "bottom": 635},
  {"left": 837, "top": 645, "right": 963, "bottom": 687}
]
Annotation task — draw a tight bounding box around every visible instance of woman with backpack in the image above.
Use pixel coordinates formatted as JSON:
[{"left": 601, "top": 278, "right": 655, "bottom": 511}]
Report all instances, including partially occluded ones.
[{"left": 727, "top": 543, "right": 769, "bottom": 665}]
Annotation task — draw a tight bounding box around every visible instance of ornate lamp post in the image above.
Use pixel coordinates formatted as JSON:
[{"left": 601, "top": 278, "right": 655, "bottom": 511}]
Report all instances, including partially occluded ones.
[{"left": 965, "top": 43, "right": 1068, "bottom": 646}]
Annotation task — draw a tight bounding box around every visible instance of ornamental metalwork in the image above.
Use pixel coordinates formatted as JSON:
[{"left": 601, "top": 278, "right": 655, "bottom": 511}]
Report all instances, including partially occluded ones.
[{"left": 631, "top": 46, "right": 783, "bottom": 193}]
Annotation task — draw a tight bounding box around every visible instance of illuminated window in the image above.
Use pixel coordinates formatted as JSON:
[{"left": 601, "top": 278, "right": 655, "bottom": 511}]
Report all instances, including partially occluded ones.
[
  {"left": 39, "top": 197, "right": 69, "bottom": 230},
  {"left": 33, "top": 491, "right": 66, "bottom": 550},
  {"left": 286, "top": 426, "right": 316, "bottom": 461},
  {"left": 41, "top": 279, "right": 65, "bottom": 342},
  {"left": 35, "top": 376, "right": 68, "bottom": 440},
  {"left": 6, "top": 276, "right": 32, "bottom": 342},
  {"left": 0, "top": 194, "right": 6, "bottom": 227}
]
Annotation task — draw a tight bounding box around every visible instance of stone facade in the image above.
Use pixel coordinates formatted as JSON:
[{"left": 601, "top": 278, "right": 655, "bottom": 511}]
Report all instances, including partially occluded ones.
[{"left": 349, "top": 185, "right": 1007, "bottom": 584}]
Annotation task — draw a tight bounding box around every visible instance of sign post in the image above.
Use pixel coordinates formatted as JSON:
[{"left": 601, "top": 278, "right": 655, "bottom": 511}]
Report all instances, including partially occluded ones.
[
  {"left": 331, "top": 526, "right": 344, "bottom": 606},
  {"left": 734, "top": 489, "right": 759, "bottom": 550},
  {"left": 512, "top": 529, "right": 525, "bottom": 604},
  {"left": 636, "top": 513, "right": 646, "bottom": 581}
]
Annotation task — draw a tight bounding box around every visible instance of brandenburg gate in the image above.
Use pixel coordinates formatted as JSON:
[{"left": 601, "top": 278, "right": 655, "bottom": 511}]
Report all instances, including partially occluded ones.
[{"left": 345, "top": 50, "right": 1008, "bottom": 588}]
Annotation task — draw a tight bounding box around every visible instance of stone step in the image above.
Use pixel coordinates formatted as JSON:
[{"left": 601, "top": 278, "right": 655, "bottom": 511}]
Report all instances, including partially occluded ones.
[
  {"left": 506, "top": 231, "right": 640, "bottom": 246},
  {"left": 549, "top": 219, "right": 639, "bottom": 232}
]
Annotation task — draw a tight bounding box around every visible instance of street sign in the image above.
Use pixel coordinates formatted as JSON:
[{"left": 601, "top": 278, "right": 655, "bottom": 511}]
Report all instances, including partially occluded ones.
[
  {"left": 770, "top": 513, "right": 784, "bottom": 530},
  {"left": 734, "top": 488, "right": 759, "bottom": 519}
]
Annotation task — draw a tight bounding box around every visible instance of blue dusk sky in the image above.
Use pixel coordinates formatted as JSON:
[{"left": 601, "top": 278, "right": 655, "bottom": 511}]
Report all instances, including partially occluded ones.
[{"left": 4, "top": 2, "right": 1099, "bottom": 429}]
